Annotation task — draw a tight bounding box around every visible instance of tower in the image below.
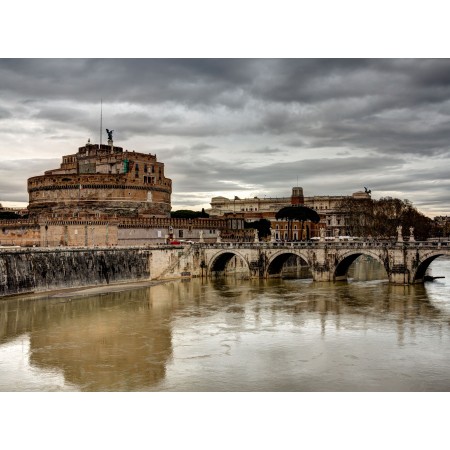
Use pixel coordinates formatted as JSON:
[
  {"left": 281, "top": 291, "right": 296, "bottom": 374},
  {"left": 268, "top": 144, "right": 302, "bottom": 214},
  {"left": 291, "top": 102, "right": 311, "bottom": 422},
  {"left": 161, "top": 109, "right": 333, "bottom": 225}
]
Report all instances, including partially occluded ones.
[{"left": 291, "top": 187, "right": 304, "bottom": 205}]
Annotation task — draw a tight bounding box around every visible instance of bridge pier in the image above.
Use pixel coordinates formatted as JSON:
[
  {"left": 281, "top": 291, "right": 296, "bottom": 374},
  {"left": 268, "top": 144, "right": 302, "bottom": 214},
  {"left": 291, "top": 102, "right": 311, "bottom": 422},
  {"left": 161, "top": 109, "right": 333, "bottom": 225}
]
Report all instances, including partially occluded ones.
[
  {"left": 389, "top": 265, "right": 411, "bottom": 284},
  {"left": 310, "top": 265, "right": 334, "bottom": 282}
]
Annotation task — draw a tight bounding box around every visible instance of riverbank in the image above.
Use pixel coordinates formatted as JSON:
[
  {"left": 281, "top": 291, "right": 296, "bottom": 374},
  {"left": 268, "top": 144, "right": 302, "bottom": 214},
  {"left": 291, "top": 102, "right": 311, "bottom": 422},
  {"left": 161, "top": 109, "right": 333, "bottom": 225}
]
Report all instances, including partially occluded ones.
[{"left": 0, "top": 278, "right": 172, "bottom": 302}]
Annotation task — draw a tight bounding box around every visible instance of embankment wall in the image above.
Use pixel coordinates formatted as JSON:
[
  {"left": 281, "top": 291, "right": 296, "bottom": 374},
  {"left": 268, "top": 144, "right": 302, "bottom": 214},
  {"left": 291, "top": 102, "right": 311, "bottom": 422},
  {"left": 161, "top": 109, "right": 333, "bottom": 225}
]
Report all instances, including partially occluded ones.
[{"left": 0, "top": 248, "right": 151, "bottom": 297}]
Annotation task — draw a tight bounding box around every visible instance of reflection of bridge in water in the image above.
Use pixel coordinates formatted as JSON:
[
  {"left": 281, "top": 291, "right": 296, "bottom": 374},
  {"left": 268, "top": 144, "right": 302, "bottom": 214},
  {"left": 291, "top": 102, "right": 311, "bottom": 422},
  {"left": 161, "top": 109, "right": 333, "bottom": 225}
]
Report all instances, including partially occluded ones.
[{"left": 199, "top": 240, "right": 450, "bottom": 284}]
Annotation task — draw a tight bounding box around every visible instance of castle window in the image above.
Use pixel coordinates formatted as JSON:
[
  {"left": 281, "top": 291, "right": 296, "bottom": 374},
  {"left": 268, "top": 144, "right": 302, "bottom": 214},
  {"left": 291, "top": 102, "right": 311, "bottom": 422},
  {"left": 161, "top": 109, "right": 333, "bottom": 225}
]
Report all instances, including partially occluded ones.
[
  {"left": 144, "top": 164, "right": 148, "bottom": 173},
  {"left": 179, "top": 230, "right": 183, "bottom": 238}
]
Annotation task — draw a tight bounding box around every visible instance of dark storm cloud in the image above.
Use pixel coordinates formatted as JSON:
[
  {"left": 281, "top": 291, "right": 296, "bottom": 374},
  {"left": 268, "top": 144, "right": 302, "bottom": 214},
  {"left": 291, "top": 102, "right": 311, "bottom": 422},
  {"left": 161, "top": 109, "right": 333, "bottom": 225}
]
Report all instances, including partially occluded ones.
[
  {"left": 0, "top": 59, "right": 254, "bottom": 106},
  {"left": 168, "top": 153, "right": 405, "bottom": 193},
  {"left": 3, "top": 58, "right": 450, "bottom": 150}
]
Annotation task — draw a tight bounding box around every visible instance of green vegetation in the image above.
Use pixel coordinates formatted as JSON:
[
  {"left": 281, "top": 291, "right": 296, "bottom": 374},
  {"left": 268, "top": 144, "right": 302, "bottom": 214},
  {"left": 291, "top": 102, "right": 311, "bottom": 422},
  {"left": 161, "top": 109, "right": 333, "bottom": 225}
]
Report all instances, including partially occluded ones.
[
  {"left": 244, "top": 218, "right": 272, "bottom": 238},
  {"left": 170, "top": 208, "right": 209, "bottom": 219},
  {"left": 337, "top": 196, "right": 433, "bottom": 240},
  {"left": 275, "top": 205, "right": 320, "bottom": 241},
  {"left": 0, "top": 211, "right": 24, "bottom": 220}
]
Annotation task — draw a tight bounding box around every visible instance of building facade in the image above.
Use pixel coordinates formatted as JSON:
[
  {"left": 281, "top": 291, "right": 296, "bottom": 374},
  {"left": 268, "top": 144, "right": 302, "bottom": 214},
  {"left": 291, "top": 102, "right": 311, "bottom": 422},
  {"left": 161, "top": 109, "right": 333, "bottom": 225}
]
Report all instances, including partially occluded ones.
[
  {"left": 27, "top": 140, "right": 172, "bottom": 219},
  {"left": 207, "top": 187, "right": 372, "bottom": 238}
]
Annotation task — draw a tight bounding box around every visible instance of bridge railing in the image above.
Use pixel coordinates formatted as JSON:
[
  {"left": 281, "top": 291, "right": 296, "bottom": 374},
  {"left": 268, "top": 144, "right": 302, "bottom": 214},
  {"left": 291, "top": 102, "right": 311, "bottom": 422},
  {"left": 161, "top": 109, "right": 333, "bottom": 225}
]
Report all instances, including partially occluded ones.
[{"left": 197, "top": 240, "right": 450, "bottom": 250}]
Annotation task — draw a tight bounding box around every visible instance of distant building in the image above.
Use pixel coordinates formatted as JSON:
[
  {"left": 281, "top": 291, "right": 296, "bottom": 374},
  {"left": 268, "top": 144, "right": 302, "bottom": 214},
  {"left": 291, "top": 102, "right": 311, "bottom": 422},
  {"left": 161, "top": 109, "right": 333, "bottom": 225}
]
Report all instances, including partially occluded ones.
[{"left": 207, "top": 187, "right": 371, "bottom": 238}]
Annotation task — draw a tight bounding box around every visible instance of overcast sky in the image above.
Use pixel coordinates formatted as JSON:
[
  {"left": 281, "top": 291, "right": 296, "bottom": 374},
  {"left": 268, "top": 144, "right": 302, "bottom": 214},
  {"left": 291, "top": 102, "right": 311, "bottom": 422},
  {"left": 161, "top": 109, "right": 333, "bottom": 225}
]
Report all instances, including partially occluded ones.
[{"left": 1, "top": 58, "right": 449, "bottom": 217}]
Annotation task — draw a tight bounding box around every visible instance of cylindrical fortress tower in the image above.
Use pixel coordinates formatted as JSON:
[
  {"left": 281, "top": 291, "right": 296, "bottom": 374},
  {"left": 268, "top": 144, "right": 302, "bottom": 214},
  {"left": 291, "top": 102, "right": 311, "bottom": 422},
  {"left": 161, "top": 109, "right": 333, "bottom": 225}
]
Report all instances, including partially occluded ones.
[{"left": 27, "top": 142, "right": 172, "bottom": 219}]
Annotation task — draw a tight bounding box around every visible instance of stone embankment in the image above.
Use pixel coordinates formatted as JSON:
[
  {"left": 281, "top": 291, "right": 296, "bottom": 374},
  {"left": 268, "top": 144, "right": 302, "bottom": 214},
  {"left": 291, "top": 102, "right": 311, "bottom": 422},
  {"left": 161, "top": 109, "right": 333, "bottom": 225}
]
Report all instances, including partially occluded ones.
[{"left": 0, "top": 247, "right": 153, "bottom": 297}]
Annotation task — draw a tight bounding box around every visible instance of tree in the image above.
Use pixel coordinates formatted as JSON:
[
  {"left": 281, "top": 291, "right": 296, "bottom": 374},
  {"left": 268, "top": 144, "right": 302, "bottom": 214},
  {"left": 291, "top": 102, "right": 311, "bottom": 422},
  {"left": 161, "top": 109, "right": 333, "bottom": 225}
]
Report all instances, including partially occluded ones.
[
  {"left": 336, "top": 197, "right": 374, "bottom": 236},
  {"left": 171, "top": 209, "right": 209, "bottom": 219},
  {"left": 336, "top": 196, "right": 432, "bottom": 240},
  {"left": 0, "top": 211, "right": 23, "bottom": 220},
  {"left": 244, "top": 218, "right": 272, "bottom": 239},
  {"left": 275, "top": 206, "right": 320, "bottom": 240}
]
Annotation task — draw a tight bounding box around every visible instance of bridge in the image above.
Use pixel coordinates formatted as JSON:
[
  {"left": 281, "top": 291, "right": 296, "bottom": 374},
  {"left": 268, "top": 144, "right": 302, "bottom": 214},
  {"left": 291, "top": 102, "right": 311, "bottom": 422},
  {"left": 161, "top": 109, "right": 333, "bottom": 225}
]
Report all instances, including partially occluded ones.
[
  {"left": 1, "top": 240, "right": 449, "bottom": 298},
  {"left": 187, "top": 240, "right": 450, "bottom": 284}
]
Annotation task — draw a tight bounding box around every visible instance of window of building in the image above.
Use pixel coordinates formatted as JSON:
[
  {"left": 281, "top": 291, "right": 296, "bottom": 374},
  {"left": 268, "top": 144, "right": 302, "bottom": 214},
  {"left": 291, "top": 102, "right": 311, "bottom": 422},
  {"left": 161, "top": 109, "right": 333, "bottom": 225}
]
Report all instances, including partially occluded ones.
[
  {"left": 179, "top": 230, "right": 183, "bottom": 238},
  {"left": 144, "top": 164, "right": 148, "bottom": 173}
]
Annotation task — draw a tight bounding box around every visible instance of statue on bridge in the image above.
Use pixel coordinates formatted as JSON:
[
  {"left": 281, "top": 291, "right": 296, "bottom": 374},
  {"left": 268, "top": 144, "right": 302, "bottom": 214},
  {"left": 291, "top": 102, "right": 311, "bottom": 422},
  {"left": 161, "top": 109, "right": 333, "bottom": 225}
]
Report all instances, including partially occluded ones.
[
  {"left": 270, "top": 228, "right": 276, "bottom": 243},
  {"left": 397, "top": 225, "right": 403, "bottom": 242},
  {"left": 320, "top": 227, "right": 325, "bottom": 242},
  {"left": 199, "top": 230, "right": 204, "bottom": 243},
  {"left": 409, "top": 226, "right": 415, "bottom": 242},
  {"left": 216, "top": 230, "right": 221, "bottom": 243},
  {"left": 254, "top": 228, "right": 259, "bottom": 243}
]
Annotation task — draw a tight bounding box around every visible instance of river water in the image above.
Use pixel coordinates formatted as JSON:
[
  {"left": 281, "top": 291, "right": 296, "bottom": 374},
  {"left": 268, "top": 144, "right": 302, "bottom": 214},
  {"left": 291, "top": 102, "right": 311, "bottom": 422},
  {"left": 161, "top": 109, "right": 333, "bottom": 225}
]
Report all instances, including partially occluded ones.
[{"left": 1, "top": 257, "right": 450, "bottom": 391}]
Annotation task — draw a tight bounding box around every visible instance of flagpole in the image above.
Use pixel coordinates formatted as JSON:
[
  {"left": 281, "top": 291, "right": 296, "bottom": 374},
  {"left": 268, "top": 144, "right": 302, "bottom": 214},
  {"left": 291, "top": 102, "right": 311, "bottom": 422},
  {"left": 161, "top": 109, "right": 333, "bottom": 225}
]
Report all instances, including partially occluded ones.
[{"left": 100, "top": 98, "right": 102, "bottom": 147}]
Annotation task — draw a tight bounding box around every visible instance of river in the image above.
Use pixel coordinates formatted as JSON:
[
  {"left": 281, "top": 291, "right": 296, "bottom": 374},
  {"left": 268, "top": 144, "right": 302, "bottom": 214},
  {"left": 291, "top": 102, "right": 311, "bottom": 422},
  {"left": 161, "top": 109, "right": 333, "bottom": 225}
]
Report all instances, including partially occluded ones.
[{"left": 1, "top": 256, "right": 450, "bottom": 391}]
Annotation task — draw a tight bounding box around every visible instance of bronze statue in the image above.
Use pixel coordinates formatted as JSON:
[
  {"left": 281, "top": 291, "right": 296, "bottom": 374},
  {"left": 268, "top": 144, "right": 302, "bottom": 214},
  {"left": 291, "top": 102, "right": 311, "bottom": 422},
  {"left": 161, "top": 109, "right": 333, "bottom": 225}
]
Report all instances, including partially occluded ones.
[{"left": 106, "top": 129, "right": 114, "bottom": 141}]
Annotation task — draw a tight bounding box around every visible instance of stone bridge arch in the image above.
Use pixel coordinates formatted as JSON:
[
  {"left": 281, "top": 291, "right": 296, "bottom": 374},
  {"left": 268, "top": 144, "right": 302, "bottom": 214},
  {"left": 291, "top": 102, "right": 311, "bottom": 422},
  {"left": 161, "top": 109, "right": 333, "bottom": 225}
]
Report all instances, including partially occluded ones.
[
  {"left": 208, "top": 250, "right": 251, "bottom": 278},
  {"left": 334, "top": 249, "right": 388, "bottom": 281},
  {"left": 265, "top": 249, "right": 312, "bottom": 278},
  {"left": 413, "top": 251, "right": 448, "bottom": 283}
]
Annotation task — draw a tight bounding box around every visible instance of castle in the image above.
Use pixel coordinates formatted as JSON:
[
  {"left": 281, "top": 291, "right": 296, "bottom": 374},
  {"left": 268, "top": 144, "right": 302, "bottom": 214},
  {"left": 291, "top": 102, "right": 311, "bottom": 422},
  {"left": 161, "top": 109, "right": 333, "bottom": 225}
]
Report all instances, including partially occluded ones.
[
  {"left": 0, "top": 137, "right": 250, "bottom": 247},
  {"left": 27, "top": 140, "right": 172, "bottom": 219}
]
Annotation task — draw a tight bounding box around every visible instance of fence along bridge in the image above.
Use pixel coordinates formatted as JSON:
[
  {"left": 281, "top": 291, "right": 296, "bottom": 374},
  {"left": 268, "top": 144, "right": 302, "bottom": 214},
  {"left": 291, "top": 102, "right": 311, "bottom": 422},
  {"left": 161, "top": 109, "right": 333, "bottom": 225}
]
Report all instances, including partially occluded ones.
[{"left": 197, "top": 240, "right": 450, "bottom": 284}]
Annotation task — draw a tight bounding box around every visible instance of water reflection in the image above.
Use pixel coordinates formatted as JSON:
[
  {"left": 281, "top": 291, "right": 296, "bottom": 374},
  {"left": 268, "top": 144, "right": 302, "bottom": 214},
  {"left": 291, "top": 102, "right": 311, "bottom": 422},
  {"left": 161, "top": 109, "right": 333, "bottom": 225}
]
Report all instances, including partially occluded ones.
[{"left": 0, "top": 257, "right": 449, "bottom": 391}]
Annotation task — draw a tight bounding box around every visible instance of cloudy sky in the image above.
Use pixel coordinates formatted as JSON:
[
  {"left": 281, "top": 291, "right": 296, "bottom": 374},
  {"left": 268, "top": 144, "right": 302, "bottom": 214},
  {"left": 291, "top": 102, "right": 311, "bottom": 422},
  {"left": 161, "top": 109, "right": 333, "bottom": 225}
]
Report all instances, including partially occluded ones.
[{"left": 1, "top": 58, "right": 449, "bottom": 217}]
